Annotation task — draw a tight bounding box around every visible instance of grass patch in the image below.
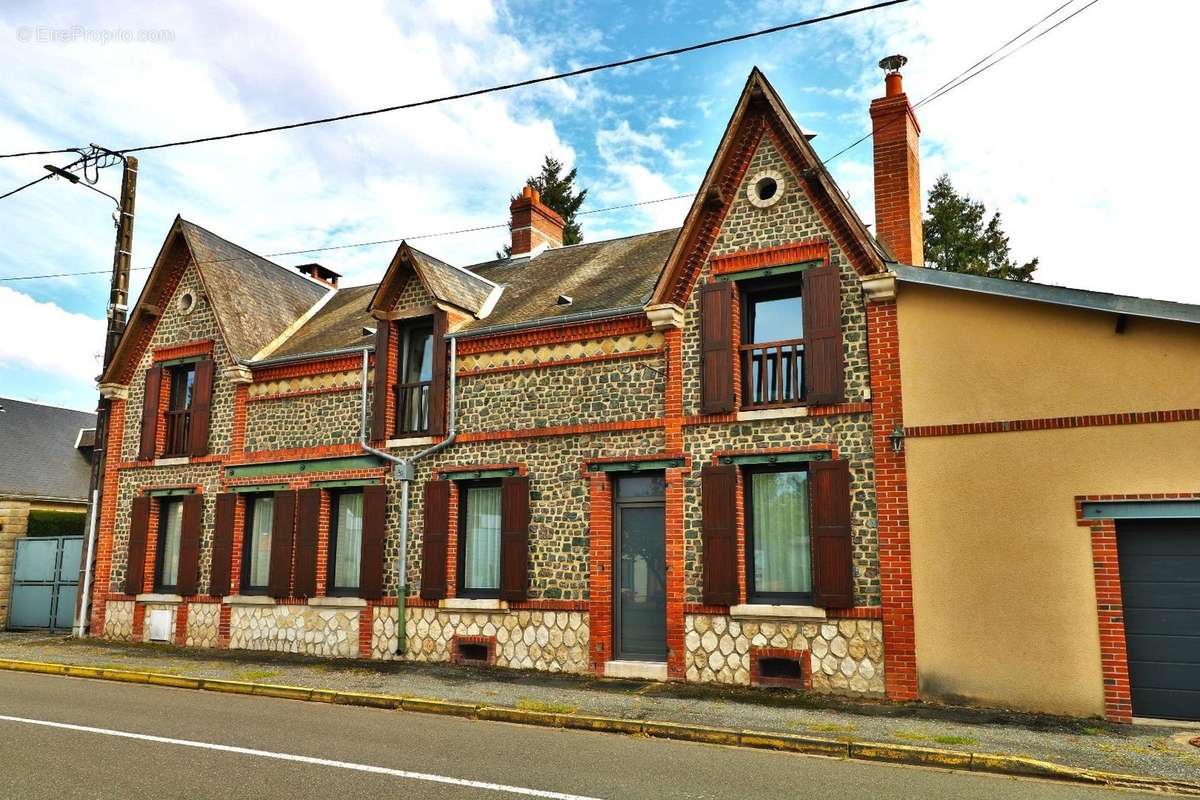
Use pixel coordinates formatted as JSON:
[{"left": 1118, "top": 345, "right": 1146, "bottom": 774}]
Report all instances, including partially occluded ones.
[
  {"left": 515, "top": 699, "right": 577, "bottom": 715},
  {"left": 1078, "top": 726, "right": 1107, "bottom": 736},
  {"left": 932, "top": 734, "right": 977, "bottom": 746},
  {"left": 807, "top": 722, "right": 858, "bottom": 734},
  {"left": 891, "top": 730, "right": 929, "bottom": 741},
  {"left": 231, "top": 669, "right": 282, "bottom": 682}
]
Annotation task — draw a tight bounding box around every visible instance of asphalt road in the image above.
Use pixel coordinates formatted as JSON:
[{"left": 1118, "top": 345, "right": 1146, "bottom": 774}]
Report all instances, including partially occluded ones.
[{"left": 0, "top": 671, "right": 1150, "bottom": 799}]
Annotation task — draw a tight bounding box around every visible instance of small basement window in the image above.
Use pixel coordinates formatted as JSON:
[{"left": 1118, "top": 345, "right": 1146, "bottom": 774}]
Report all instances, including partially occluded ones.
[
  {"left": 452, "top": 639, "right": 492, "bottom": 666},
  {"left": 756, "top": 656, "right": 804, "bottom": 689}
]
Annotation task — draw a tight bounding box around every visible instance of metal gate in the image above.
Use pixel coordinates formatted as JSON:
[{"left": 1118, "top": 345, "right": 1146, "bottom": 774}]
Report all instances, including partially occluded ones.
[{"left": 7, "top": 536, "right": 82, "bottom": 632}]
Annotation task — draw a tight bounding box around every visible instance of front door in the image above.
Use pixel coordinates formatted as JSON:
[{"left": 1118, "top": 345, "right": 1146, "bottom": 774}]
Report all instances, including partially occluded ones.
[{"left": 614, "top": 475, "right": 666, "bottom": 662}]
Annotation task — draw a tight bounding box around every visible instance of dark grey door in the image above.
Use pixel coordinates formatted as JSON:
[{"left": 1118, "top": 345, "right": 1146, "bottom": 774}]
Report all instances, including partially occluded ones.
[
  {"left": 7, "top": 536, "right": 82, "bottom": 632},
  {"left": 1117, "top": 518, "right": 1200, "bottom": 720},
  {"left": 614, "top": 475, "right": 666, "bottom": 662}
]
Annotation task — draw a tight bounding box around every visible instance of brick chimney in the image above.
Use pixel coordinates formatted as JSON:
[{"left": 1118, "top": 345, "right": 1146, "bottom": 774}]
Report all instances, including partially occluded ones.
[
  {"left": 296, "top": 262, "right": 340, "bottom": 287},
  {"left": 870, "top": 55, "right": 923, "bottom": 266},
  {"left": 509, "top": 185, "right": 564, "bottom": 258}
]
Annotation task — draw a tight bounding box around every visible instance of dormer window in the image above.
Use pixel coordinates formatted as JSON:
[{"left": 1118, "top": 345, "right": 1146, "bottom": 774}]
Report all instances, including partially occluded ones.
[{"left": 394, "top": 320, "right": 434, "bottom": 436}]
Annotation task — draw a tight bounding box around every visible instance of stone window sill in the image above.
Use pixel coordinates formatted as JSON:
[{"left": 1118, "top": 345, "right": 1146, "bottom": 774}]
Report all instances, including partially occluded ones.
[
  {"left": 222, "top": 595, "right": 275, "bottom": 606},
  {"left": 386, "top": 436, "right": 436, "bottom": 448},
  {"left": 153, "top": 456, "right": 190, "bottom": 467},
  {"left": 307, "top": 596, "right": 367, "bottom": 608},
  {"left": 604, "top": 660, "right": 668, "bottom": 681},
  {"left": 135, "top": 593, "right": 182, "bottom": 604},
  {"left": 735, "top": 406, "right": 808, "bottom": 422},
  {"left": 439, "top": 597, "right": 506, "bottom": 611},
  {"left": 729, "top": 603, "right": 826, "bottom": 620}
]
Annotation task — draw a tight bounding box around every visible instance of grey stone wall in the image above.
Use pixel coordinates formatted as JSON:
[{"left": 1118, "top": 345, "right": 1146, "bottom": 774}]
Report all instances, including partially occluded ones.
[{"left": 245, "top": 390, "right": 363, "bottom": 452}]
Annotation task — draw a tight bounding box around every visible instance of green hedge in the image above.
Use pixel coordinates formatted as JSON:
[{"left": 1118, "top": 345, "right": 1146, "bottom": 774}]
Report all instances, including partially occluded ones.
[{"left": 27, "top": 509, "right": 87, "bottom": 537}]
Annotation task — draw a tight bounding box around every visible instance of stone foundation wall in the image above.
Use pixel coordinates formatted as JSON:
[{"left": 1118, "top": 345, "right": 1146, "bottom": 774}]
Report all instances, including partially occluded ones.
[
  {"left": 228, "top": 604, "right": 359, "bottom": 657},
  {"left": 402, "top": 607, "right": 590, "bottom": 673},
  {"left": 185, "top": 602, "right": 221, "bottom": 647},
  {"left": 684, "top": 613, "right": 884, "bottom": 694},
  {"left": 102, "top": 599, "right": 135, "bottom": 641}
]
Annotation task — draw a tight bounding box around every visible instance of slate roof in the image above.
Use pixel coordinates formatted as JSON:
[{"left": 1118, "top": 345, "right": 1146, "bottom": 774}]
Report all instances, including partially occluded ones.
[
  {"left": 179, "top": 220, "right": 330, "bottom": 361},
  {"left": 270, "top": 283, "right": 378, "bottom": 358},
  {"left": 0, "top": 398, "right": 95, "bottom": 502},
  {"left": 408, "top": 246, "right": 496, "bottom": 317}
]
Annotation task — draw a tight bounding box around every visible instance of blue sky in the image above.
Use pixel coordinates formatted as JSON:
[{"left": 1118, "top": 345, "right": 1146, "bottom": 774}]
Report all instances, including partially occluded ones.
[{"left": 1, "top": 0, "right": 1195, "bottom": 411}]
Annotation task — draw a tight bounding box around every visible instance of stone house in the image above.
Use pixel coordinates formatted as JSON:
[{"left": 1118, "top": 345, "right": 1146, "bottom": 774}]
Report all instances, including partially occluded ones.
[
  {"left": 0, "top": 397, "right": 95, "bottom": 627},
  {"left": 86, "top": 65, "right": 925, "bottom": 698}
]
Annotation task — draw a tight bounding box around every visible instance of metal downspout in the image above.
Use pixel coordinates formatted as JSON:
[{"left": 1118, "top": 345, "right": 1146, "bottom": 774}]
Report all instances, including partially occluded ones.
[
  {"left": 75, "top": 488, "right": 100, "bottom": 638},
  {"left": 359, "top": 336, "right": 458, "bottom": 656}
]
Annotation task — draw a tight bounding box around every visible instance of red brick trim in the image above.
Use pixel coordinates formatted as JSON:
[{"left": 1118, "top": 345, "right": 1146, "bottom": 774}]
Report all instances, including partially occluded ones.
[
  {"left": 1074, "top": 491, "right": 1200, "bottom": 723},
  {"left": 231, "top": 384, "right": 248, "bottom": 455},
  {"left": 450, "top": 635, "right": 497, "bottom": 666},
  {"left": 174, "top": 602, "right": 189, "bottom": 645},
  {"left": 217, "top": 603, "right": 231, "bottom": 647},
  {"left": 152, "top": 339, "right": 214, "bottom": 362},
  {"left": 710, "top": 240, "right": 830, "bottom": 276},
  {"left": 358, "top": 607, "right": 373, "bottom": 658},
  {"left": 867, "top": 298, "right": 918, "bottom": 701},
  {"left": 750, "top": 647, "right": 812, "bottom": 689},
  {"left": 587, "top": 473, "right": 613, "bottom": 675},
  {"left": 91, "top": 399, "right": 126, "bottom": 628},
  {"left": 224, "top": 443, "right": 365, "bottom": 465},
  {"left": 906, "top": 408, "right": 1200, "bottom": 438},
  {"left": 403, "top": 598, "right": 589, "bottom": 611},
  {"left": 251, "top": 354, "right": 365, "bottom": 382},
  {"left": 581, "top": 452, "right": 689, "bottom": 473},
  {"left": 457, "top": 348, "right": 665, "bottom": 378},
  {"left": 456, "top": 419, "right": 662, "bottom": 444},
  {"left": 434, "top": 462, "right": 528, "bottom": 479},
  {"left": 246, "top": 385, "right": 362, "bottom": 403},
  {"left": 666, "top": 466, "right": 687, "bottom": 678},
  {"left": 456, "top": 314, "right": 650, "bottom": 356},
  {"left": 682, "top": 402, "right": 872, "bottom": 427},
  {"left": 681, "top": 603, "right": 882, "bottom": 617}
]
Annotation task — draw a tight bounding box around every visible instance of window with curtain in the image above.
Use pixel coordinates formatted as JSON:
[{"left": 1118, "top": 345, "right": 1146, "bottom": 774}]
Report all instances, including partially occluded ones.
[
  {"left": 748, "top": 468, "right": 812, "bottom": 601},
  {"left": 243, "top": 495, "right": 273, "bottom": 592},
  {"left": 156, "top": 499, "right": 183, "bottom": 591},
  {"left": 460, "top": 483, "right": 501, "bottom": 596},
  {"left": 330, "top": 492, "right": 364, "bottom": 593}
]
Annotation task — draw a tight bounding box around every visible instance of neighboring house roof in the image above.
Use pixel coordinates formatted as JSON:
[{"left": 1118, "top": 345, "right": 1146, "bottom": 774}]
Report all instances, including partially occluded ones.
[
  {"left": 270, "top": 283, "right": 378, "bottom": 358},
  {"left": 0, "top": 398, "right": 95, "bottom": 502},
  {"left": 893, "top": 265, "right": 1200, "bottom": 326},
  {"left": 463, "top": 228, "right": 679, "bottom": 334}
]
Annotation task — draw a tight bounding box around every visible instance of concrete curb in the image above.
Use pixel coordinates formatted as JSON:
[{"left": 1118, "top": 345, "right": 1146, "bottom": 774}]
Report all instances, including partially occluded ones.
[{"left": 2, "top": 657, "right": 1196, "bottom": 796}]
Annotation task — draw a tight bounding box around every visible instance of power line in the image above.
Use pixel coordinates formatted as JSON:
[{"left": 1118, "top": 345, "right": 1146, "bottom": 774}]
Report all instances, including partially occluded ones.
[
  {"left": 0, "top": 172, "right": 55, "bottom": 201},
  {"left": 0, "top": 194, "right": 698, "bottom": 282},
  {"left": 0, "top": 1, "right": 907, "bottom": 161}
]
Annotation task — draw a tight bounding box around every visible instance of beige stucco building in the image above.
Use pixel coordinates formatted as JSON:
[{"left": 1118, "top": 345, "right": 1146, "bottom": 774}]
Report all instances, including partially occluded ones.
[{"left": 887, "top": 266, "right": 1200, "bottom": 722}]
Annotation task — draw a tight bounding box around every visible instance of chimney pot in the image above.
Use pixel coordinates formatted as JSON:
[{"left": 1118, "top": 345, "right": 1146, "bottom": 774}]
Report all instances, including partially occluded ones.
[
  {"left": 509, "top": 183, "right": 564, "bottom": 258},
  {"left": 870, "top": 54, "right": 923, "bottom": 266},
  {"left": 295, "top": 262, "right": 341, "bottom": 288}
]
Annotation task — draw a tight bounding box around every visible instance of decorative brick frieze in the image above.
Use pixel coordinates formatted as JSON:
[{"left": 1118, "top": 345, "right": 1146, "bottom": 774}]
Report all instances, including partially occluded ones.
[
  {"left": 456, "top": 333, "right": 663, "bottom": 374},
  {"left": 710, "top": 239, "right": 830, "bottom": 276},
  {"left": 456, "top": 314, "right": 650, "bottom": 356},
  {"left": 906, "top": 408, "right": 1200, "bottom": 438}
]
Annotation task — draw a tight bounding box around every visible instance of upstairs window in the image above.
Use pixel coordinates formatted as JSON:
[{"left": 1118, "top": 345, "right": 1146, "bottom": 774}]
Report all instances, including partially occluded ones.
[
  {"left": 740, "top": 278, "right": 804, "bottom": 409},
  {"left": 163, "top": 363, "right": 196, "bottom": 457},
  {"left": 395, "top": 321, "right": 434, "bottom": 436},
  {"left": 155, "top": 499, "right": 184, "bottom": 592}
]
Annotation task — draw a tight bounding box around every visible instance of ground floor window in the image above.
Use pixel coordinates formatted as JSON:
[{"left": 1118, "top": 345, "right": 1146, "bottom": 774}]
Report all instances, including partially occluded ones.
[
  {"left": 459, "top": 481, "right": 501, "bottom": 597},
  {"left": 242, "top": 494, "right": 273, "bottom": 593},
  {"left": 155, "top": 499, "right": 183, "bottom": 592},
  {"left": 746, "top": 467, "right": 812, "bottom": 602},
  {"left": 329, "top": 491, "right": 364, "bottom": 594}
]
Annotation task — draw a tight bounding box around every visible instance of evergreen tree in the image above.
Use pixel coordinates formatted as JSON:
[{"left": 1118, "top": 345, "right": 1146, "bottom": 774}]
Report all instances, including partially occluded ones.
[
  {"left": 922, "top": 174, "right": 1038, "bottom": 282},
  {"left": 498, "top": 156, "right": 588, "bottom": 258}
]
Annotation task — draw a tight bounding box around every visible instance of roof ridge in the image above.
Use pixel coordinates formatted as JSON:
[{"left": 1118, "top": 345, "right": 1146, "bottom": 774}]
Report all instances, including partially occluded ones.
[
  {"left": 178, "top": 217, "right": 326, "bottom": 289},
  {"left": 468, "top": 226, "right": 681, "bottom": 271},
  {"left": 0, "top": 396, "right": 97, "bottom": 415}
]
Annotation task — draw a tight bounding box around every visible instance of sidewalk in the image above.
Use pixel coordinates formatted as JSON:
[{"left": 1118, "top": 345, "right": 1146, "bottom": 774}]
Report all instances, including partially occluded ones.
[{"left": 2, "top": 632, "right": 1197, "bottom": 786}]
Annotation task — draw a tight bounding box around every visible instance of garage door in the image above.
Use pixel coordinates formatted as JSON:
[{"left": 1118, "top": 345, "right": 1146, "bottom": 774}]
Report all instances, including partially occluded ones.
[{"left": 1117, "top": 518, "right": 1200, "bottom": 721}]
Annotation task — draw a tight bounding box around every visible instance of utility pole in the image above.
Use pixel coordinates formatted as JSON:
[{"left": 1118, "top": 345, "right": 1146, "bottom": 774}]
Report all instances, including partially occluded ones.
[{"left": 76, "top": 152, "right": 138, "bottom": 637}]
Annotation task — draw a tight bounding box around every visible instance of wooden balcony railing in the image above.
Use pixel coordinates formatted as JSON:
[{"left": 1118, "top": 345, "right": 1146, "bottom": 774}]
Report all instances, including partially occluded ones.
[
  {"left": 394, "top": 381, "right": 431, "bottom": 436},
  {"left": 740, "top": 338, "right": 804, "bottom": 409},
  {"left": 163, "top": 409, "right": 192, "bottom": 457}
]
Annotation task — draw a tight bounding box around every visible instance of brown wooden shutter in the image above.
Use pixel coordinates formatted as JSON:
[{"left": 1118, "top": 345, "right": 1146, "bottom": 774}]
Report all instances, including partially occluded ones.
[
  {"left": 372, "top": 321, "right": 391, "bottom": 441},
  {"left": 359, "top": 484, "right": 388, "bottom": 600},
  {"left": 293, "top": 488, "right": 321, "bottom": 598},
  {"left": 188, "top": 358, "right": 214, "bottom": 457},
  {"left": 267, "top": 490, "right": 297, "bottom": 598},
  {"left": 701, "top": 464, "right": 739, "bottom": 605},
  {"left": 499, "top": 475, "right": 530, "bottom": 602},
  {"left": 802, "top": 264, "right": 845, "bottom": 405},
  {"left": 809, "top": 459, "right": 854, "bottom": 607},
  {"left": 138, "top": 365, "right": 163, "bottom": 460},
  {"left": 420, "top": 479, "right": 450, "bottom": 600},
  {"left": 700, "top": 282, "right": 735, "bottom": 414},
  {"left": 209, "top": 493, "right": 237, "bottom": 597},
  {"left": 176, "top": 493, "right": 204, "bottom": 596},
  {"left": 427, "top": 310, "right": 449, "bottom": 437},
  {"left": 125, "top": 496, "right": 152, "bottom": 594}
]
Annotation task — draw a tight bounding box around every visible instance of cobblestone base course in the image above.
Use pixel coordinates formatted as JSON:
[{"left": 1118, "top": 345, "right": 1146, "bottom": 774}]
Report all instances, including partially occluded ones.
[
  {"left": 228, "top": 604, "right": 359, "bottom": 657},
  {"left": 403, "top": 607, "right": 591, "bottom": 673}
]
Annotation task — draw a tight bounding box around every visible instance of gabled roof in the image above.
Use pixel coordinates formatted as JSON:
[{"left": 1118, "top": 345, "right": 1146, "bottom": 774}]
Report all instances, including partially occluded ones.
[
  {"left": 102, "top": 217, "right": 329, "bottom": 383},
  {"left": 650, "top": 68, "right": 885, "bottom": 307},
  {"left": 0, "top": 397, "right": 95, "bottom": 502},
  {"left": 370, "top": 241, "right": 497, "bottom": 317},
  {"left": 893, "top": 265, "right": 1200, "bottom": 326},
  {"left": 270, "top": 284, "right": 378, "bottom": 358}
]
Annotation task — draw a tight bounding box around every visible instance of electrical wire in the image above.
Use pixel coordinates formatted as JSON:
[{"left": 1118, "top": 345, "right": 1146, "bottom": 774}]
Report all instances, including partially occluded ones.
[{"left": 0, "top": 1, "right": 907, "bottom": 161}]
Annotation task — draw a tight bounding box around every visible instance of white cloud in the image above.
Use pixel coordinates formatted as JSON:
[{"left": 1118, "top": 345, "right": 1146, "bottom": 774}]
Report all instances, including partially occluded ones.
[
  {"left": 0, "top": 287, "right": 105, "bottom": 383},
  {"left": 655, "top": 115, "right": 684, "bottom": 129}
]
